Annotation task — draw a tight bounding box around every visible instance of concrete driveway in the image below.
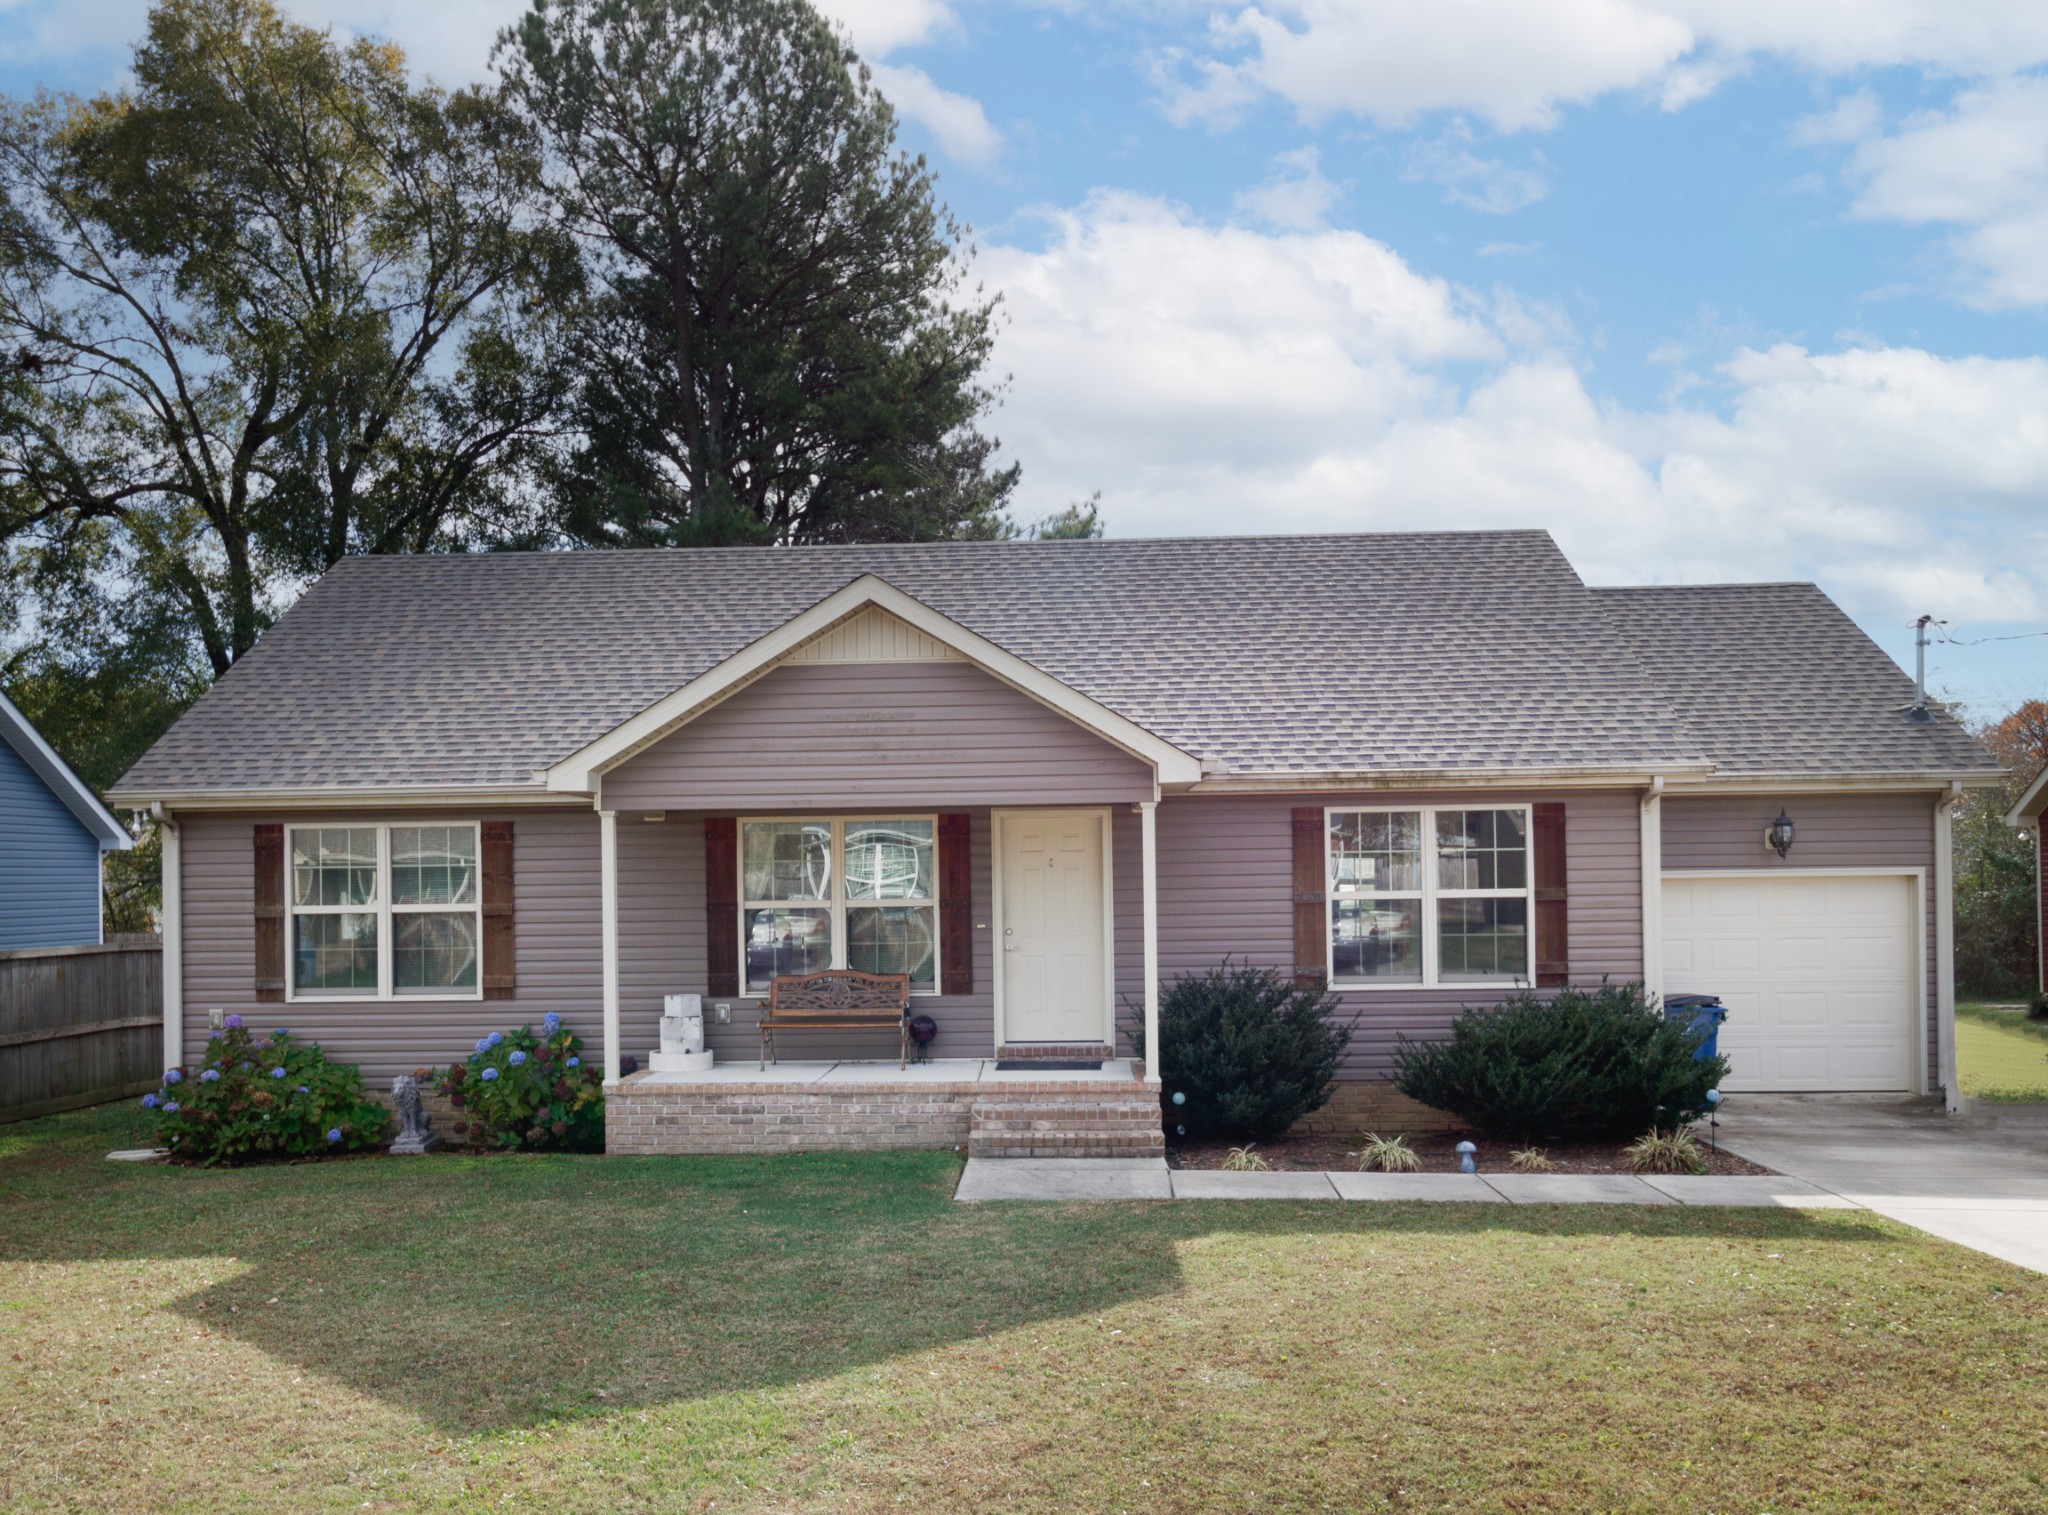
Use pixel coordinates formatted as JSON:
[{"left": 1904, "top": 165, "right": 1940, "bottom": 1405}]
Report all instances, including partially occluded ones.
[{"left": 1716, "top": 1095, "right": 2048, "bottom": 1275}]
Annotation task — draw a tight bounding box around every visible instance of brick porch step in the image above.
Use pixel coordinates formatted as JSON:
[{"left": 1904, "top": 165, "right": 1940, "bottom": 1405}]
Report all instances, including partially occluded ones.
[{"left": 968, "top": 1089, "right": 1165, "bottom": 1159}]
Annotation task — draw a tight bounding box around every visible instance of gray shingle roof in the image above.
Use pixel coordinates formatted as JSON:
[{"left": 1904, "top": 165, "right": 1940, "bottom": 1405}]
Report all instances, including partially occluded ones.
[
  {"left": 1592, "top": 583, "right": 1995, "bottom": 776},
  {"left": 113, "top": 531, "right": 1992, "bottom": 798}
]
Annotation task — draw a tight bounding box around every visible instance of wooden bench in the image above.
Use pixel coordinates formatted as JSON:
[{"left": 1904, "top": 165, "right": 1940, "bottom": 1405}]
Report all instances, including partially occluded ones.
[{"left": 760, "top": 969, "right": 912, "bottom": 1070}]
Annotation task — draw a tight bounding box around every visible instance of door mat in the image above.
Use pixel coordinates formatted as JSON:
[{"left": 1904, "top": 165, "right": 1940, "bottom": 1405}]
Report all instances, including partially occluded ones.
[{"left": 994, "top": 1059, "right": 1104, "bottom": 1071}]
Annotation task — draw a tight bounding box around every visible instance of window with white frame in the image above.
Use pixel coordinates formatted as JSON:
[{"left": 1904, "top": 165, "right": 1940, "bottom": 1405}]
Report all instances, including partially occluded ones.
[
  {"left": 1327, "top": 807, "right": 1533, "bottom": 988},
  {"left": 288, "top": 824, "right": 481, "bottom": 999},
  {"left": 739, "top": 818, "right": 938, "bottom": 994}
]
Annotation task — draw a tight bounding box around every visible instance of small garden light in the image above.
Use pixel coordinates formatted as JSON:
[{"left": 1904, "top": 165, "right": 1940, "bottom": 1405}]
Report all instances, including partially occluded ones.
[
  {"left": 1456, "top": 1140, "right": 1477, "bottom": 1174},
  {"left": 1765, "top": 808, "right": 1795, "bottom": 858}
]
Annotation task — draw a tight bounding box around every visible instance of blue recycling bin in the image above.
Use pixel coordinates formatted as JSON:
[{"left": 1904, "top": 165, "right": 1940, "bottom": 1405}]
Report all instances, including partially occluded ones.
[{"left": 1664, "top": 993, "right": 1728, "bottom": 1061}]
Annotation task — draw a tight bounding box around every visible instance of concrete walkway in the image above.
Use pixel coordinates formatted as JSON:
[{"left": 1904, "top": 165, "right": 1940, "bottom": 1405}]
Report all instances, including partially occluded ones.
[
  {"left": 953, "top": 1159, "right": 1849, "bottom": 1209},
  {"left": 956, "top": 1096, "right": 2048, "bottom": 1278},
  {"left": 1714, "top": 1095, "right": 2048, "bottom": 1276}
]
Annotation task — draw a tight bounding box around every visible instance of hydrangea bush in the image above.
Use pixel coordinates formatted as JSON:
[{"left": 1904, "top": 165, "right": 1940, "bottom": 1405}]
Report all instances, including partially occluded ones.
[
  {"left": 146, "top": 1017, "right": 386, "bottom": 1165},
  {"left": 435, "top": 1013, "right": 604, "bottom": 1152}
]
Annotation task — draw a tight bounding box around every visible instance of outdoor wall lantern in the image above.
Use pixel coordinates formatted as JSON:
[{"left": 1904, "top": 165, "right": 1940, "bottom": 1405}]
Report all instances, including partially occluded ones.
[{"left": 1764, "top": 808, "right": 1796, "bottom": 859}]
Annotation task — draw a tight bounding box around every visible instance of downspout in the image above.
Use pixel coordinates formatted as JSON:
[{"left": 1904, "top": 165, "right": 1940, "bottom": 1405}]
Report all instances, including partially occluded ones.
[
  {"left": 1639, "top": 776, "right": 1665, "bottom": 1005},
  {"left": 151, "top": 803, "right": 182, "bottom": 1076},
  {"left": 1933, "top": 780, "right": 1964, "bottom": 1112}
]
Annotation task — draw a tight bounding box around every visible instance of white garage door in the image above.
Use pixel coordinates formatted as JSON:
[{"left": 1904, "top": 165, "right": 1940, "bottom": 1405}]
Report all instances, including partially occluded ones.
[{"left": 1661, "top": 874, "right": 1918, "bottom": 1092}]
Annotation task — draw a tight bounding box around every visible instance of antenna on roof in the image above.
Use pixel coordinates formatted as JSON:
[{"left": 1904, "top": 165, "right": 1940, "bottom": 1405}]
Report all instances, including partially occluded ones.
[{"left": 1910, "top": 615, "right": 1935, "bottom": 723}]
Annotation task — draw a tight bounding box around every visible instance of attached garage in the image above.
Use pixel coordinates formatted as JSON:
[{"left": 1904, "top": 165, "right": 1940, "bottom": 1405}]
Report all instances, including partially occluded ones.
[{"left": 1662, "top": 872, "right": 1923, "bottom": 1093}]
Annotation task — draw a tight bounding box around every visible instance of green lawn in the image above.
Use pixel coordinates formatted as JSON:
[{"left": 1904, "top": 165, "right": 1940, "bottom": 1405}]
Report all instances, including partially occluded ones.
[
  {"left": 1957, "top": 1003, "right": 2048, "bottom": 1101},
  {"left": 2, "top": 1106, "right": 2045, "bottom": 1513}
]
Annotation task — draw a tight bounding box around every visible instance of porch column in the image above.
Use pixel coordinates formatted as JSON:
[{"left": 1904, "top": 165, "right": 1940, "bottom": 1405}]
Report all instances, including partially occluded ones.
[
  {"left": 1935, "top": 782, "right": 1962, "bottom": 1111},
  {"left": 1139, "top": 799, "right": 1161, "bottom": 1087},
  {"left": 600, "top": 807, "right": 621, "bottom": 1087},
  {"left": 1639, "top": 778, "right": 1663, "bottom": 1005}
]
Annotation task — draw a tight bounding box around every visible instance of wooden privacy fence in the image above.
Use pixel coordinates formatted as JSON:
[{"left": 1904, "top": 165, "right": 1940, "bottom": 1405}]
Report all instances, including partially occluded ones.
[{"left": 0, "top": 935, "right": 162, "bottom": 1124}]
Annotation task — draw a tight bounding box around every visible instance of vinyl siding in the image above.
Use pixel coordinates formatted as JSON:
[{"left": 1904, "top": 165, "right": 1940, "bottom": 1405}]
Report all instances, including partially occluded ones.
[
  {"left": 1128, "top": 790, "right": 1645, "bottom": 1077},
  {"left": 1661, "top": 791, "right": 1941, "bottom": 1089},
  {"left": 175, "top": 789, "right": 1645, "bottom": 1083},
  {"left": 178, "top": 809, "right": 601, "bottom": 1083},
  {"left": 0, "top": 736, "right": 102, "bottom": 949},
  {"left": 602, "top": 661, "right": 1156, "bottom": 811}
]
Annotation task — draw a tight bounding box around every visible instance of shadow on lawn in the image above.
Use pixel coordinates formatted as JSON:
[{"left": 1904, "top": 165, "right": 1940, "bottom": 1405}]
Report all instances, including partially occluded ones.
[{"left": 0, "top": 1107, "right": 1904, "bottom": 1435}]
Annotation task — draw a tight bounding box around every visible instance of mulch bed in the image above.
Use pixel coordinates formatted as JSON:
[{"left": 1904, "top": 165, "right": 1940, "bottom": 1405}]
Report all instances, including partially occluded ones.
[{"left": 1171, "top": 1127, "right": 1773, "bottom": 1176}]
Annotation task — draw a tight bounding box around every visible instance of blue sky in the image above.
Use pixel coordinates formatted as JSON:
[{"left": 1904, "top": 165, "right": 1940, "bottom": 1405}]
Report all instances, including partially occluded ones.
[{"left": 4, "top": 0, "right": 2046, "bottom": 718}]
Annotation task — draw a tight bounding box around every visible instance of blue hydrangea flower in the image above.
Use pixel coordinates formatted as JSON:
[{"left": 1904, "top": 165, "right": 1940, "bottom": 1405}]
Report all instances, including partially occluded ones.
[
  {"left": 508, "top": 1050, "right": 526, "bottom": 1066},
  {"left": 474, "top": 1037, "right": 490, "bottom": 1054},
  {"left": 163, "top": 1101, "right": 179, "bottom": 1115},
  {"left": 200, "top": 1069, "right": 221, "bottom": 1083},
  {"left": 141, "top": 1092, "right": 160, "bottom": 1109},
  {"left": 543, "top": 1012, "right": 561, "bottom": 1029},
  {"left": 480, "top": 1066, "right": 500, "bottom": 1081},
  {"left": 486, "top": 1032, "right": 503, "bottom": 1049},
  {"left": 224, "top": 1014, "right": 243, "bottom": 1029},
  {"left": 163, "top": 1068, "right": 182, "bottom": 1085},
  {"left": 271, "top": 1067, "right": 287, "bottom": 1079},
  {"left": 296, "top": 1085, "right": 309, "bottom": 1094},
  {"left": 208, "top": 1031, "right": 222, "bottom": 1041},
  {"left": 566, "top": 1056, "right": 580, "bottom": 1067},
  {"left": 326, "top": 1128, "right": 343, "bottom": 1143},
  {"left": 272, "top": 1028, "right": 289, "bottom": 1039}
]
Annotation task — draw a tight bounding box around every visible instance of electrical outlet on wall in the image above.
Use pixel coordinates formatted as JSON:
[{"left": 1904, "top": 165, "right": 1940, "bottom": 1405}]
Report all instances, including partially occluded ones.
[
  {"left": 713, "top": 1002, "right": 731, "bottom": 1025},
  {"left": 208, "top": 1007, "right": 224, "bottom": 1029}
]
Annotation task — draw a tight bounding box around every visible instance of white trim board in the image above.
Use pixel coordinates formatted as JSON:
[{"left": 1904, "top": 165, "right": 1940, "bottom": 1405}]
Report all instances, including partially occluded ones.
[
  {"left": 542, "top": 575, "right": 1202, "bottom": 793},
  {"left": 1660, "top": 867, "right": 1931, "bottom": 1098}
]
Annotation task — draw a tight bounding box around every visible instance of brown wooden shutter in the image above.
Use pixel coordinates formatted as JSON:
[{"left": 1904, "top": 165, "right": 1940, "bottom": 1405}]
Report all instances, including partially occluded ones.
[
  {"left": 253, "top": 823, "right": 285, "bottom": 1001},
  {"left": 705, "top": 816, "right": 739, "bottom": 997},
  {"left": 1291, "top": 807, "right": 1327, "bottom": 988},
  {"left": 938, "top": 812, "right": 973, "bottom": 996},
  {"left": 481, "top": 821, "right": 516, "bottom": 1000},
  {"left": 1533, "top": 800, "right": 1569, "bottom": 988}
]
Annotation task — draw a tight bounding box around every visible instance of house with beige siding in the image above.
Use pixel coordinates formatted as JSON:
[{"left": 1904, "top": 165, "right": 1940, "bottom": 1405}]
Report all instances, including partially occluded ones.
[{"left": 109, "top": 530, "right": 2000, "bottom": 1155}]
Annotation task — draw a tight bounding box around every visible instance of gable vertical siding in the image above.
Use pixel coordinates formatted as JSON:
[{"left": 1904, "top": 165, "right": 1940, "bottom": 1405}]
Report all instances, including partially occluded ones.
[
  {"left": 1132, "top": 790, "right": 1644, "bottom": 1076},
  {"left": 0, "top": 737, "right": 103, "bottom": 949},
  {"left": 178, "top": 809, "right": 604, "bottom": 1082},
  {"left": 602, "top": 662, "right": 1156, "bottom": 810},
  {"left": 1661, "top": 791, "right": 1941, "bottom": 1089}
]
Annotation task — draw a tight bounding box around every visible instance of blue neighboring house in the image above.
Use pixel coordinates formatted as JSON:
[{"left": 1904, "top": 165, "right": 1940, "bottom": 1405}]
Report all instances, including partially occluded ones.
[{"left": 0, "top": 690, "right": 132, "bottom": 948}]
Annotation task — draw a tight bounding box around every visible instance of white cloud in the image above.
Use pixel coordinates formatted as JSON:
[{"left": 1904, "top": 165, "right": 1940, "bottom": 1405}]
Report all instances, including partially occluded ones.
[
  {"left": 980, "top": 193, "right": 2048, "bottom": 630},
  {"left": 867, "top": 60, "right": 1002, "bottom": 166},
  {"left": 1403, "top": 129, "right": 1551, "bottom": 214},
  {"left": 1839, "top": 73, "right": 2048, "bottom": 307},
  {"left": 1232, "top": 145, "right": 1341, "bottom": 230},
  {"left": 1159, "top": 0, "right": 2048, "bottom": 134},
  {"left": 813, "top": 0, "right": 956, "bottom": 57}
]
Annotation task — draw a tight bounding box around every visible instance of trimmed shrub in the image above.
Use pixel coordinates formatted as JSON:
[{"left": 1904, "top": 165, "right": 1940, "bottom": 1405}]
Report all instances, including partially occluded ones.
[
  {"left": 1134, "top": 960, "right": 1352, "bottom": 1141},
  {"left": 436, "top": 1013, "right": 604, "bottom": 1152},
  {"left": 148, "top": 1018, "right": 386, "bottom": 1165},
  {"left": 1391, "top": 982, "right": 1728, "bottom": 1144}
]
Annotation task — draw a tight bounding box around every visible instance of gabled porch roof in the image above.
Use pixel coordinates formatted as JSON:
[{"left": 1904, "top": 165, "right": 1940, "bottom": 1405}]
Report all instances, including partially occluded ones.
[{"left": 542, "top": 573, "right": 1205, "bottom": 796}]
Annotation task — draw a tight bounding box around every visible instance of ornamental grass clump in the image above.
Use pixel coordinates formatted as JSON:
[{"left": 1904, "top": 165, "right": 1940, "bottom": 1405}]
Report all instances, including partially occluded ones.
[
  {"left": 1392, "top": 982, "right": 1728, "bottom": 1144},
  {"left": 1626, "top": 1128, "right": 1708, "bottom": 1175},
  {"left": 146, "top": 1018, "right": 385, "bottom": 1165},
  {"left": 1352, "top": 1133, "right": 1421, "bottom": 1172},
  {"left": 437, "top": 1013, "right": 604, "bottom": 1152}
]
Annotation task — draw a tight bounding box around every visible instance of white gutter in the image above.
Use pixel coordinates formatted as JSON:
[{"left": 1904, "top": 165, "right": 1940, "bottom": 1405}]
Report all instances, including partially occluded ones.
[
  {"left": 1934, "top": 780, "right": 1965, "bottom": 1113},
  {"left": 151, "top": 803, "right": 182, "bottom": 1076},
  {"left": 1640, "top": 776, "right": 1665, "bottom": 1004},
  {"left": 106, "top": 784, "right": 582, "bottom": 812}
]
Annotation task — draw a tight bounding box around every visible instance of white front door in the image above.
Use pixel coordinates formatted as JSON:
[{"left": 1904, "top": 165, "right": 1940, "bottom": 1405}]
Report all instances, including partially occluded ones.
[
  {"left": 1662, "top": 874, "right": 1919, "bottom": 1092},
  {"left": 997, "top": 810, "right": 1109, "bottom": 1044}
]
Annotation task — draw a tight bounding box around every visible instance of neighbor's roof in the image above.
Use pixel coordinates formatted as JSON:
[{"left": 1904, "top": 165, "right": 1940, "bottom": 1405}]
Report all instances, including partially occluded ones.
[
  {"left": 1593, "top": 582, "right": 1995, "bottom": 778},
  {"left": 111, "top": 530, "right": 1994, "bottom": 799},
  {"left": 0, "top": 690, "right": 132, "bottom": 846}
]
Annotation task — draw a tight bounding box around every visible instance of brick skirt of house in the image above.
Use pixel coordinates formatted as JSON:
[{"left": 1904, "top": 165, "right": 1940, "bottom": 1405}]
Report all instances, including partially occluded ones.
[{"left": 606, "top": 1070, "right": 1166, "bottom": 1158}]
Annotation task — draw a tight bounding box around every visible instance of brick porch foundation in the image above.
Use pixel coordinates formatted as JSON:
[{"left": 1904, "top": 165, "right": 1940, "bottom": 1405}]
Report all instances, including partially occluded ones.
[{"left": 1292, "top": 1081, "right": 1462, "bottom": 1137}]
